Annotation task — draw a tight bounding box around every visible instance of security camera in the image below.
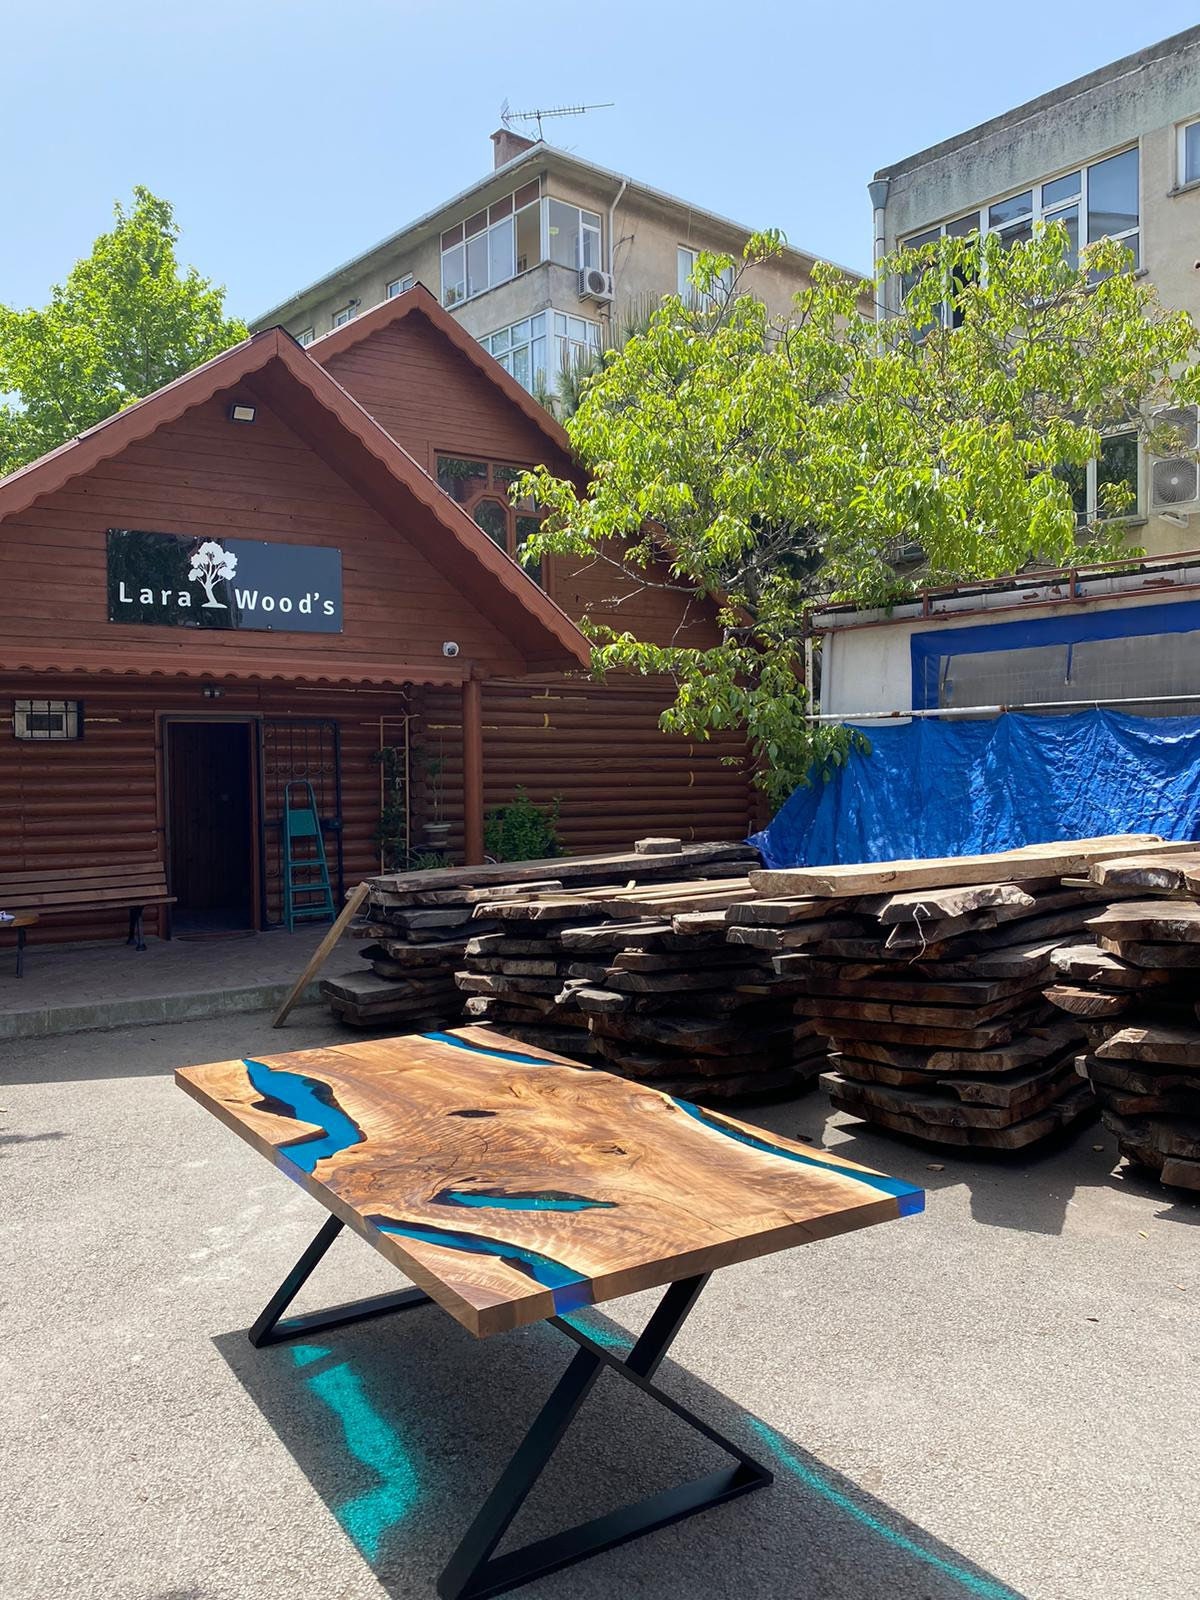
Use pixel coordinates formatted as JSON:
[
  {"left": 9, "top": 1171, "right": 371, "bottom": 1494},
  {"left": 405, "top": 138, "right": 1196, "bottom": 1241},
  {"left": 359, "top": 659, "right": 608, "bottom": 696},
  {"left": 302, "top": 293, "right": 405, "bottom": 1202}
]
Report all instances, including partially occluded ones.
[{"left": 442, "top": 641, "right": 460, "bottom": 658}]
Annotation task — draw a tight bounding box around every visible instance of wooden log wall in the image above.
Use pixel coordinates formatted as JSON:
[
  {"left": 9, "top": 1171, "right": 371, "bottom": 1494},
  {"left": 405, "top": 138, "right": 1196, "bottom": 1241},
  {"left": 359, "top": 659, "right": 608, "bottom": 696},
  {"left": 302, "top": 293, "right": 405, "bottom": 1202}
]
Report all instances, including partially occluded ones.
[
  {"left": 0, "top": 674, "right": 407, "bottom": 943},
  {"left": 411, "top": 675, "right": 756, "bottom": 858}
]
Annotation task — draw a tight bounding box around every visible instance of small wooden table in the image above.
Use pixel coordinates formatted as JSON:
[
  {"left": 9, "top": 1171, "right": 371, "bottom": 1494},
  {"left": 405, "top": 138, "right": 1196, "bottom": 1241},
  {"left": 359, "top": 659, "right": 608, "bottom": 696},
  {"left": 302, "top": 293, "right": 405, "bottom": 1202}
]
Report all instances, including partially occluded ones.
[
  {"left": 177, "top": 1026, "right": 923, "bottom": 1598},
  {"left": 4, "top": 912, "right": 37, "bottom": 977}
]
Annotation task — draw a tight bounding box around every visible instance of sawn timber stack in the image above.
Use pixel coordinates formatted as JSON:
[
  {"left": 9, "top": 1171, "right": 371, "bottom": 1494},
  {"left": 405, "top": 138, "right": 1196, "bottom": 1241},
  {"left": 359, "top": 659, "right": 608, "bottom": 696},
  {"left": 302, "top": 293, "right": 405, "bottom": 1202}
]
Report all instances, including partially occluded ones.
[
  {"left": 457, "top": 872, "right": 814, "bottom": 1101},
  {"left": 740, "top": 836, "right": 1192, "bottom": 1151},
  {"left": 1045, "top": 846, "right": 1200, "bottom": 1194},
  {"left": 320, "top": 840, "right": 756, "bottom": 1030}
]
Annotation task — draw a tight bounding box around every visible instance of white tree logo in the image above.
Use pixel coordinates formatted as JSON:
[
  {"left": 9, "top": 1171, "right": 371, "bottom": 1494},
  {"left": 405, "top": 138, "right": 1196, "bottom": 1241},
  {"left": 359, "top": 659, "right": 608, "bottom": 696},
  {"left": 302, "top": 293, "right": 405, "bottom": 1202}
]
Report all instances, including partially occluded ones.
[{"left": 188, "top": 540, "right": 238, "bottom": 609}]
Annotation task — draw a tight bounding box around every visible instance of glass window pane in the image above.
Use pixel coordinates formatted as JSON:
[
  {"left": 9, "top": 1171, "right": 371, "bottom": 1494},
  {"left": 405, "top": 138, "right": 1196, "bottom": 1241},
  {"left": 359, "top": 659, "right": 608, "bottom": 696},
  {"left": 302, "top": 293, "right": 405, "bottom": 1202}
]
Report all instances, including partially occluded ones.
[
  {"left": 946, "top": 214, "right": 979, "bottom": 238},
  {"left": 677, "top": 246, "right": 696, "bottom": 295},
  {"left": 488, "top": 216, "right": 514, "bottom": 287},
  {"left": 516, "top": 515, "right": 544, "bottom": 585},
  {"left": 489, "top": 193, "right": 513, "bottom": 221},
  {"left": 512, "top": 344, "right": 531, "bottom": 390},
  {"left": 553, "top": 313, "right": 567, "bottom": 335},
  {"left": 904, "top": 228, "right": 940, "bottom": 249},
  {"left": 1088, "top": 148, "right": 1138, "bottom": 241},
  {"left": 436, "top": 458, "right": 488, "bottom": 503},
  {"left": 568, "top": 316, "right": 586, "bottom": 340},
  {"left": 581, "top": 227, "right": 601, "bottom": 271},
  {"left": 1056, "top": 461, "right": 1088, "bottom": 522},
  {"left": 489, "top": 326, "right": 511, "bottom": 353},
  {"left": 582, "top": 211, "right": 601, "bottom": 230},
  {"left": 467, "top": 232, "right": 489, "bottom": 297},
  {"left": 473, "top": 499, "right": 510, "bottom": 552},
  {"left": 465, "top": 209, "right": 487, "bottom": 238},
  {"left": 442, "top": 244, "right": 466, "bottom": 306},
  {"left": 531, "top": 335, "right": 547, "bottom": 385},
  {"left": 440, "top": 223, "right": 463, "bottom": 250},
  {"left": 514, "top": 179, "right": 540, "bottom": 209},
  {"left": 515, "top": 203, "right": 540, "bottom": 273},
  {"left": 999, "top": 219, "right": 1034, "bottom": 250},
  {"left": 512, "top": 318, "right": 531, "bottom": 343},
  {"left": 1042, "top": 172, "right": 1081, "bottom": 207},
  {"left": 529, "top": 313, "right": 544, "bottom": 337},
  {"left": 989, "top": 191, "right": 1032, "bottom": 227},
  {"left": 1186, "top": 123, "right": 1200, "bottom": 185},
  {"left": 1098, "top": 433, "right": 1139, "bottom": 517},
  {"left": 546, "top": 199, "right": 578, "bottom": 268}
]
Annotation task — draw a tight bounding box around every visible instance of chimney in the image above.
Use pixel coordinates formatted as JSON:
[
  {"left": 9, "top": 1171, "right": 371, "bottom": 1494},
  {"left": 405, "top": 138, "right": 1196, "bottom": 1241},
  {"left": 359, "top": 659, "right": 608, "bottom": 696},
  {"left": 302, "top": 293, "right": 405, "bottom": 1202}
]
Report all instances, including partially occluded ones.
[{"left": 491, "top": 127, "right": 537, "bottom": 169}]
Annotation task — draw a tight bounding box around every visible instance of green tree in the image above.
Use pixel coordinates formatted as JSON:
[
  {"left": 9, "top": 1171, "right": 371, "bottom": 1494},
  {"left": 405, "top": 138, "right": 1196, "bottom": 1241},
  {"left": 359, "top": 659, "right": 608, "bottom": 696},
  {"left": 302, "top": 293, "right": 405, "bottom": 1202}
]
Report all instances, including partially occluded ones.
[
  {"left": 517, "top": 229, "right": 1200, "bottom": 807},
  {"left": 0, "top": 187, "right": 246, "bottom": 473}
]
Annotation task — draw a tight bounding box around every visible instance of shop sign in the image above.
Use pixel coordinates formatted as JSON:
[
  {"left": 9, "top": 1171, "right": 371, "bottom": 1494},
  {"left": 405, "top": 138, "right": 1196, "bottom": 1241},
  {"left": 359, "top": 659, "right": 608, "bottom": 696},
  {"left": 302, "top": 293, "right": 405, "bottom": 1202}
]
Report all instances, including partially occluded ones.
[{"left": 106, "top": 529, "right": 343, "bottom": 632}]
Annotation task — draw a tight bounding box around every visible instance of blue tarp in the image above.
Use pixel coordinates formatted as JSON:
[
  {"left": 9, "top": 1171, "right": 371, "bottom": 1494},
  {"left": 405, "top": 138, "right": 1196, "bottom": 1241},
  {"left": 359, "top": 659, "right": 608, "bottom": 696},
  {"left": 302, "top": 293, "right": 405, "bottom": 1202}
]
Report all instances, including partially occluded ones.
[{"left": 749, "top": 710, "right": 1200, "bottom": 869}]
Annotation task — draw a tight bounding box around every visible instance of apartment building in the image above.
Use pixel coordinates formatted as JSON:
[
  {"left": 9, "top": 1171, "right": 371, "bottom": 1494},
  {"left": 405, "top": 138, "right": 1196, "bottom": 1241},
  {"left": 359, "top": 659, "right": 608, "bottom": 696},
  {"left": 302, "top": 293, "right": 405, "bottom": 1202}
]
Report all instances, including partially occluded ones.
[
  {"left": 870, "top": 25, "right": 1200, "bottom": 557},
  {"left": 252, "top": 129, "right": 845, "bottom": 399}
]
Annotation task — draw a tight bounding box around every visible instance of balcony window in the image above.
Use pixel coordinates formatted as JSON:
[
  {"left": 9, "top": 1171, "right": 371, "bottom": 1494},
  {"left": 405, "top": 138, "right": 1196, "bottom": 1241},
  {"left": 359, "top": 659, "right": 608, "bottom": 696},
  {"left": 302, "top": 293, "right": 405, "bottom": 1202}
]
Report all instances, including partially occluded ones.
[
  {"left": 677, "top": 246, "right": 735, "bottom": 306},
  {"left": 386, "top": 274, "right": 413, "bottom": 299},
  {"left": 481, "top": 311, "right": 601, "bottom": 393},
  {"left": 441, "top": 179, "right": 541, "bottom": 307},
  {"left": 546, "top": 200, "right": 601, "bottom": 271},
  {"left": 1057, "top": 431, "right": 1140, "bottom": 524}
]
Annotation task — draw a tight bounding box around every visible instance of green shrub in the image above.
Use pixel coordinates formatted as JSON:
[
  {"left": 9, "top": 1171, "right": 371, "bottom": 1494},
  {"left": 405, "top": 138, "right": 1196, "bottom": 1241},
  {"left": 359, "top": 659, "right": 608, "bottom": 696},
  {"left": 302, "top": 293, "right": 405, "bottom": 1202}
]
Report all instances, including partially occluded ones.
[{"left": 484, "top": 788, "right": 563, "bottom": 862}]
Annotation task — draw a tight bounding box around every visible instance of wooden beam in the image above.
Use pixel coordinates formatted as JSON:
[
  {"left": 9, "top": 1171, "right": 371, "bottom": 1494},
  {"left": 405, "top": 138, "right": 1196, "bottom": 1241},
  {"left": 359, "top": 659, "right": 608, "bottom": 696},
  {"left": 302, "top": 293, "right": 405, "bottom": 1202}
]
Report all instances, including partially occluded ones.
[
  {"left": 463, "top": 675, "right": 484, "bottom": 866},
  {"left": 271, "top": 881, "right": 369, "bottom": 1027}
]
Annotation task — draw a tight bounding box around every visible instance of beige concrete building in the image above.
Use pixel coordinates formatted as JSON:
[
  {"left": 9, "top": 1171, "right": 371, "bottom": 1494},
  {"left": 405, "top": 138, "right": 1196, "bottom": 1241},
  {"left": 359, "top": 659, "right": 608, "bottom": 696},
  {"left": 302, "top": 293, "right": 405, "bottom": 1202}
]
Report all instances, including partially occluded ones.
[
  {"left": 871, "top": 25, "right": 1200, "bottom": 557},
  {"left": 252, "top": 129, "right": 854, "bottom": 400}
]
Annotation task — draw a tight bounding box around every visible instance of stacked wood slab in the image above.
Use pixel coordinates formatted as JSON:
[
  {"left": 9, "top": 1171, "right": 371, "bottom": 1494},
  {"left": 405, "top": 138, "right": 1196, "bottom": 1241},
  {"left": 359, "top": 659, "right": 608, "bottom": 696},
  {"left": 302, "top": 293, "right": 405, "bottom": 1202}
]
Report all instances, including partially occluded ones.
[
  {"left": 321, "top": 840, "right": 754, "bottom": 1030},
  {"left": 458, "top": 872, "right": 810, "bottom": 1101},
  {"left": 1045, "top": 847, "right": 1200, "bottom": 1194},
  {"left": 741, "top": 837, "right": 1183, "bottom": 1151}
]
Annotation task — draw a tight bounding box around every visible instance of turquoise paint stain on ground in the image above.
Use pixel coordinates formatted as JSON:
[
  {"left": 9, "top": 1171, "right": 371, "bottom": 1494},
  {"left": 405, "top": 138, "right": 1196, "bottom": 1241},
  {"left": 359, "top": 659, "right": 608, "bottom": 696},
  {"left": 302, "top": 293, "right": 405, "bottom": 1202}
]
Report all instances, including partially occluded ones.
[
  {"left": 288, "top": 1343, "right": 420, "bottom": 1562},
  {"left": 433, "top": 1187, "right": 615, "bottom": 1213},
  {"left": 671, "top": 1098, "right": 925, "bottom": 1215},
  {"left": 746, "top": 1419, "right": 1022, "bottom": 1600},
  {"left": 244, "top": 1058, "right": 364, "bottom": 1174}
]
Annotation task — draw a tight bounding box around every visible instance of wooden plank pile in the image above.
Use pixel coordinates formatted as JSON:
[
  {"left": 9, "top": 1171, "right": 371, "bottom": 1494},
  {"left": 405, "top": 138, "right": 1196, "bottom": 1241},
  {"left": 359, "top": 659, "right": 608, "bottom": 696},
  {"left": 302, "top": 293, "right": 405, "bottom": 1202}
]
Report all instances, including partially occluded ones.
[
  {"left": 1045, "top": 847, "right": 1200, "bottom": 1194},
  {"left": 457, "top": 873, "right": 811, "bottom": 1101},
  {"left": 320, "top": 840, "right": 755, "bottom": 1031},
  {"left": 738, "top": 836, "right": 1187, "bottom": 1151}
]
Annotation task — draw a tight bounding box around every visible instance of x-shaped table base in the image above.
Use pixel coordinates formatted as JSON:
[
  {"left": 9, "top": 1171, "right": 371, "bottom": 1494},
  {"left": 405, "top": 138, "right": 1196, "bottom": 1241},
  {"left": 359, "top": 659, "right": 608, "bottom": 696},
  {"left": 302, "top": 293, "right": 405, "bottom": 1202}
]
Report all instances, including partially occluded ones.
[{"left": 250, "top": 1215, "right": 774, "bottom": 1599}]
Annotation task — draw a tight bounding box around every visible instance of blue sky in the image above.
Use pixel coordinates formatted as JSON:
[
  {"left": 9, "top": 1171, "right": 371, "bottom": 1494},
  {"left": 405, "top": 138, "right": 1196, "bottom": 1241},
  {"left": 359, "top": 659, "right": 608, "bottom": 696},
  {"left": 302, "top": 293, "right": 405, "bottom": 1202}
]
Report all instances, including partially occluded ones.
[{"left": 3, "top": 2, "right": 1197, "bottom": 321}]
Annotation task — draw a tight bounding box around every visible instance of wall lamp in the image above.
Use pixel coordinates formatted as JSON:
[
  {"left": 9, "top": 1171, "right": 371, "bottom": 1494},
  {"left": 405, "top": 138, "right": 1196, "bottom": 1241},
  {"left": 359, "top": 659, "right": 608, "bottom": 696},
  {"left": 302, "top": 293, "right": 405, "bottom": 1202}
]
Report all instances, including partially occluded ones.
[{"left": 228, "top": 402, "right": 257, "bottom": 424}]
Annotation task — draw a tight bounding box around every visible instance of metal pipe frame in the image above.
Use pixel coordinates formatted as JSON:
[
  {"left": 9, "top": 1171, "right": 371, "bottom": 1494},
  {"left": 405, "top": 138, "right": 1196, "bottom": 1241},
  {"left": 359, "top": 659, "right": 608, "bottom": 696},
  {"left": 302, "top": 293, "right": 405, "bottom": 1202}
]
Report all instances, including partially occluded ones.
[{"left": 247, "top": 1216, "right": 773, "bottom": 1598}]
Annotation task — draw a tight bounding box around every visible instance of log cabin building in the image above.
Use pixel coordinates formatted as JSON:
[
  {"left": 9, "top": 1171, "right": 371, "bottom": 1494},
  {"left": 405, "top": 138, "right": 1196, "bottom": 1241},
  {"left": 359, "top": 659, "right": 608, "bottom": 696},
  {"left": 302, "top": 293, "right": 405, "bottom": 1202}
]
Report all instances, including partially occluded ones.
[{"left": 0, "top": 286, "right": 753, "bottom": 941}]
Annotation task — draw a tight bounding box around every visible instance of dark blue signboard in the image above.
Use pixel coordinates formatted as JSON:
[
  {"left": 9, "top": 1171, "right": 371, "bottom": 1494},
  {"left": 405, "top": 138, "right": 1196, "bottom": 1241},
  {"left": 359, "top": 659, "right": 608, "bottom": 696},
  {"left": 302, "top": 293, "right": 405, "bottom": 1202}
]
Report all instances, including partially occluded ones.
[{"left": 106, "top": 529, "right": 343, "bottom": 633}]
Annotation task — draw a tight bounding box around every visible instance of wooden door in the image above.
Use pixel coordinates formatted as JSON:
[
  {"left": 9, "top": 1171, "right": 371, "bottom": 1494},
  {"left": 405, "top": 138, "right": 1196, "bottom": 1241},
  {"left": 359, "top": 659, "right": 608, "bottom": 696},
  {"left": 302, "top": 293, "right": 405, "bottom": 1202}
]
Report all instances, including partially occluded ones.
[{"left": 167, "top": 721, "right": 255, "bottom": 931}]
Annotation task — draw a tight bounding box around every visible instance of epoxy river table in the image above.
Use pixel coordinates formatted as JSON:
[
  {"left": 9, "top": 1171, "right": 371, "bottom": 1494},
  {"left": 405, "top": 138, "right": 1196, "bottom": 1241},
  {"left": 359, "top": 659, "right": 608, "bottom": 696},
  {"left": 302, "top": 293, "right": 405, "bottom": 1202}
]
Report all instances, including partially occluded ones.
[{"left": 177, "top": 1026, "right": 923, "bottom": 1598}]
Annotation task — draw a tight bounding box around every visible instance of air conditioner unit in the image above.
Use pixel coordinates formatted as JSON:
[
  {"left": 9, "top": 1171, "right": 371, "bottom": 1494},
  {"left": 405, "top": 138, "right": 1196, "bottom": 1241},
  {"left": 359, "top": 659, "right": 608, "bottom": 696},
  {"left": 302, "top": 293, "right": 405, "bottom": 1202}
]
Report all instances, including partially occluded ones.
[
  {"left": 1150, "top": 404, "right": 1200, "bottom": 513},
  {"left": 578, "top": 267, "right": 614, "bottom": 303}
]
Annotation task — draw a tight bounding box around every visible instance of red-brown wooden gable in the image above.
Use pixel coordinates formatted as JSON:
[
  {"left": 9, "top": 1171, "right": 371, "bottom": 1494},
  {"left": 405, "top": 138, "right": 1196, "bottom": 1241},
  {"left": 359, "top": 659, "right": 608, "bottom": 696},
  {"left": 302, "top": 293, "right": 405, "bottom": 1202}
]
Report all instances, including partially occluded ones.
[{"left": 0, "top": 390, "right": 533, "bottom": 683}]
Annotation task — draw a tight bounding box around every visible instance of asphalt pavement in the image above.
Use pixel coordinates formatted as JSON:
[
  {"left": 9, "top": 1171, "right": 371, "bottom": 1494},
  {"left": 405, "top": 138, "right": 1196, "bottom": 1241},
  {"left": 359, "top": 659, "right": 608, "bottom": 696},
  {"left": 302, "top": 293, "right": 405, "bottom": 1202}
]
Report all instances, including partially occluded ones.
[{"left": 2, "top": 1010, "right": 1196, "bottom": 1600}]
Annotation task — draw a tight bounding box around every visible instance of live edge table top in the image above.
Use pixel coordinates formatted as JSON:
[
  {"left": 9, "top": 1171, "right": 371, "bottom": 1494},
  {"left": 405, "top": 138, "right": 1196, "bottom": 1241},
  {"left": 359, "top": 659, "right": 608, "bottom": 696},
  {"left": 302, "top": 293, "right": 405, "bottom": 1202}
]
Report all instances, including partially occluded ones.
[{"left": 176, "top": 1027, "right": 923, "bottom": 1339}]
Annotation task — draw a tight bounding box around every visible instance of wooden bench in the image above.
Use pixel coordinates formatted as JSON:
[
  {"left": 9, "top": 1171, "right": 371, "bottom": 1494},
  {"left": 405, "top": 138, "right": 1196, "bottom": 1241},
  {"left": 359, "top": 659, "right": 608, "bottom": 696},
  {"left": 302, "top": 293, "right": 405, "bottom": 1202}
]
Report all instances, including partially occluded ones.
[{"left": 0, "top": 862, "right": 175, "bottom": 952}]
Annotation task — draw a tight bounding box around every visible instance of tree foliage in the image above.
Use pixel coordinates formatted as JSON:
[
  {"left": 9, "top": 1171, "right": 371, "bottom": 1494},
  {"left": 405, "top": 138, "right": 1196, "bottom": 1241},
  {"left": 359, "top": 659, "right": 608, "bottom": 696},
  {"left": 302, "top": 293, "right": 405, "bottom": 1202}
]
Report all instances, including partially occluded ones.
[
  {"left": 518, "top": 229, "right": 1200, "bottom": 807},
  {"left": 0, "top": 187, "right": 246, "bottom": 474}
]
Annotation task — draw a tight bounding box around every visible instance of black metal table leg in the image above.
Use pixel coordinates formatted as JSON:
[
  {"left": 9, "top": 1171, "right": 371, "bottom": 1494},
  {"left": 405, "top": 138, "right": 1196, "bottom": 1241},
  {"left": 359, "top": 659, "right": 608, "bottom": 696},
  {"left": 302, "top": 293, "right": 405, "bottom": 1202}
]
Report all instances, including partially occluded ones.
[
  {"left": 248, "top": 1215, "right": 431, "bottom": 1348},
  {"left": 248, "top": 1225, "right": 772, "bottom": 1598},
  {"left": 437, "top": 1273, "right": 773, "bottom": 1600}
]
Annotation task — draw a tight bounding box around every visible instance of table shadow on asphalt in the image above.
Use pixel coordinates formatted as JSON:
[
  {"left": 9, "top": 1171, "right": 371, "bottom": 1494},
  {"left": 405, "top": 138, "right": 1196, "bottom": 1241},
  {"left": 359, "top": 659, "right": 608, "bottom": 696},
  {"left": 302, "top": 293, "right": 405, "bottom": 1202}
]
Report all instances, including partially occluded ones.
[{"left": 214, "top": 1298, "right": 1027, "bottom": 1600}]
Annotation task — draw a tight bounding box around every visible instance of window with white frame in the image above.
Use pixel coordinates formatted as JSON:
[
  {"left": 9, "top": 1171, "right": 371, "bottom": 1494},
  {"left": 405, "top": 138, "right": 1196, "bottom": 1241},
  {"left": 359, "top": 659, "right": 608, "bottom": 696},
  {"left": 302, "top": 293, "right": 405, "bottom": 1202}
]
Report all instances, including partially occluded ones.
[
  {"left": 903, "top": 146, "right": 1140, "bottom": 323},
  {"left": 481, "top": 311, "right": 601, "bottom": 393},
  {"left": 296, "top": 327, "right": 315, "bottom": 347},
  {"left": 386, "top": 274, "right": 414, "bottom": 299},
  {"left": 1058, "top": 431, "right": 1141, "bottom": 524},
  {"left": 441, "top": 180, "right": 541, "bottom": 307},
  {"left": 1179, "top": 119, "right": 1200, "bottom": 187},
  {"left": 440, "top": 183, "right": 603, "bottom": 308},
  {"left": 331, "top": 304, "right": 356, "bottom": 328},
  {"left": 676, "top": 246, "right": 735, "bottom": 306}
]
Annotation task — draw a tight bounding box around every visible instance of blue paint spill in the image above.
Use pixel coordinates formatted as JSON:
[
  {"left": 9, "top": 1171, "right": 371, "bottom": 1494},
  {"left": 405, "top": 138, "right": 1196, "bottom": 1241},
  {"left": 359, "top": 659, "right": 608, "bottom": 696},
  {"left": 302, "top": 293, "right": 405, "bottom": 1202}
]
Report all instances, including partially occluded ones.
[
  {"left": 746, "top": 1419, "right": 1021, "bottom": 1600},
  {"left": 421, "top": 1031, "right": 572, "bottom": 1069},
  {"left": 289, "top": 1344, "right": 419, "bottom": 1562},
  {"left": 366, "top": 1212, "right": 592, "bottom": 1315},
  {"left": 244, "top": 1058, "right": 364, "bottom": 1174},
  {"left": 670, "top": 1098, "right": 925, "bottom": 1214},
  {"left": 433, "top": 1187, "right": 615, "bottom": 1213}
]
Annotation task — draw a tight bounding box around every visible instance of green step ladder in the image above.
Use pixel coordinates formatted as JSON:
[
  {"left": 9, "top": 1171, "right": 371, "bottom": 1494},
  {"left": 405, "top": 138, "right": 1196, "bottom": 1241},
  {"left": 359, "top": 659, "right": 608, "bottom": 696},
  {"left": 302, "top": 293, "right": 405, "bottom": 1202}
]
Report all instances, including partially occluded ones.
[{"left": 281, "top": 780, "right": 336, "bottom": 931}]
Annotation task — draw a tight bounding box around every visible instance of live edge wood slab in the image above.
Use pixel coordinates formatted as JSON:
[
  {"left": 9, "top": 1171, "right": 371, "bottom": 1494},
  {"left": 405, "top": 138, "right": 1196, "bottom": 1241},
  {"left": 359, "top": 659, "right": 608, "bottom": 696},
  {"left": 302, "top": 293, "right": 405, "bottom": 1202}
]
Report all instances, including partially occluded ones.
[{"left": 176, "top": 1025, "right": 923, "bottom": 1339}]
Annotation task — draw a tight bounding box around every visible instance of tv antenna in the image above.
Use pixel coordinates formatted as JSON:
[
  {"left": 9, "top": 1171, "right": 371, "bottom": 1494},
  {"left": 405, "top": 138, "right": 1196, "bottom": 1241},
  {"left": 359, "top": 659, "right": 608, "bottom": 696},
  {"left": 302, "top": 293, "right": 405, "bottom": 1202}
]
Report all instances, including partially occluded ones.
[{"left": 500, "top": 100, "right": 614, "bottom": 141}]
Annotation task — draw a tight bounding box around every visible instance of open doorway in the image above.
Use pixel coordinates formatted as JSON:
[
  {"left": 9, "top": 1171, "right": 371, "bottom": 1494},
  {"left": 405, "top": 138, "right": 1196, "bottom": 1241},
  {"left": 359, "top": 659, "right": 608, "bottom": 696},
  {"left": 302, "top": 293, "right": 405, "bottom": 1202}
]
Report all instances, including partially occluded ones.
[{"left": 166, "top": 720, "right": 258, "bottom": 934}]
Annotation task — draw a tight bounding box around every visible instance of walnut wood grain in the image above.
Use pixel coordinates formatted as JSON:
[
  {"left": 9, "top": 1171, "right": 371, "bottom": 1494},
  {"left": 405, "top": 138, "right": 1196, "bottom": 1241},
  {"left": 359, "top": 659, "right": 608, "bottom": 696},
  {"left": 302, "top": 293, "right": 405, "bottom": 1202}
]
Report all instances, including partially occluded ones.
[{"left": 177, "top": 1025, "right": 922, "bottom": 1338}]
